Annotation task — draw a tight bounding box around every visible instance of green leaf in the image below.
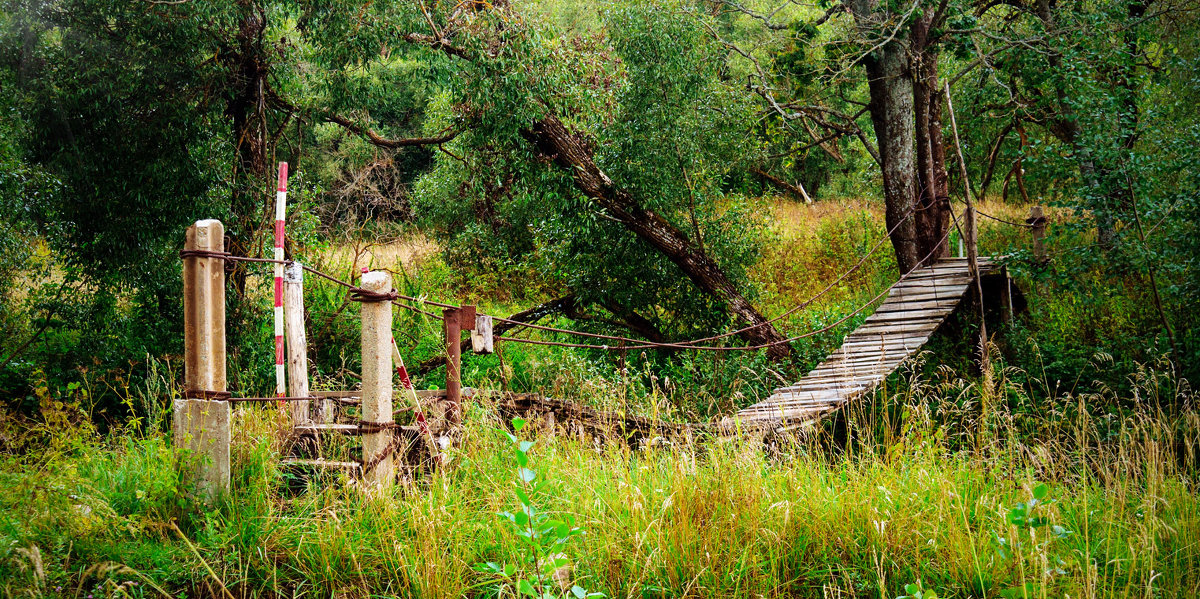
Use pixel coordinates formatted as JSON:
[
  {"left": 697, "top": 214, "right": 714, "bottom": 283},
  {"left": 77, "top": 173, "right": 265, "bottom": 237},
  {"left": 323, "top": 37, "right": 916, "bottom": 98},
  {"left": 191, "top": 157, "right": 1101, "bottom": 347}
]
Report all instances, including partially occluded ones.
[
  {"left": 512, "top": 417, "right": 527, "bottom": 432},
  {"left": 516, "top": 451, "right": 529, "bottom": 468},
  {"left": 518, "top": 579, "right": 536, "bottom": 596},
  {"left": 515, "top": 486, "right": 531, "bottom": 506},
  {"left": 1033, "top": 483, "right": 1049, "bottom": 500}
]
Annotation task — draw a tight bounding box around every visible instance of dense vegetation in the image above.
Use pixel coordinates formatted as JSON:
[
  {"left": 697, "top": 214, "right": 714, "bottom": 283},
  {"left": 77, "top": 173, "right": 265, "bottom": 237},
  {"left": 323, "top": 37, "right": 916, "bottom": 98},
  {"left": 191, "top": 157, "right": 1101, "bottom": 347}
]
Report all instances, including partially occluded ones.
[{"left": 0, "top": 0, "right": 1197, "bottom": 596}]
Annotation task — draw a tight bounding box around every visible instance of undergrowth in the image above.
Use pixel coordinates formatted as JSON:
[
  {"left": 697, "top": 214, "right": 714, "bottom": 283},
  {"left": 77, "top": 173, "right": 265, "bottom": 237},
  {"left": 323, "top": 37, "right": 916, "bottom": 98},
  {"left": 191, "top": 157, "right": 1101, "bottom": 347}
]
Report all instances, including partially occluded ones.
[{"left": 0, "top": 356, "right": 1195, "bottom": 598}]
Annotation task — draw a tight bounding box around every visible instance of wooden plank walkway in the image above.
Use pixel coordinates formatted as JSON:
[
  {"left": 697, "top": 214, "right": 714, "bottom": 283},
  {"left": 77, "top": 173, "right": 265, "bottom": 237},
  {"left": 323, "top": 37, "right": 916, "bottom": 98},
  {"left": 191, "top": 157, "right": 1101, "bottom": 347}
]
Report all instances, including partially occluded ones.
[{"left": 729, "top": 257, "right": 1001, "bottom": 429}]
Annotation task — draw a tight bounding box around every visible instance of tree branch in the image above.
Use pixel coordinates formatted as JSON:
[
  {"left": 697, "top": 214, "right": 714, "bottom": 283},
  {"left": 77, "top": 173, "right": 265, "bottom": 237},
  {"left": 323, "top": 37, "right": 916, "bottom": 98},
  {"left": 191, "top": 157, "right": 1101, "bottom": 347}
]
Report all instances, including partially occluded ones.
[{"left": 323, "top": 113, "right": 458, "bottom": 148}]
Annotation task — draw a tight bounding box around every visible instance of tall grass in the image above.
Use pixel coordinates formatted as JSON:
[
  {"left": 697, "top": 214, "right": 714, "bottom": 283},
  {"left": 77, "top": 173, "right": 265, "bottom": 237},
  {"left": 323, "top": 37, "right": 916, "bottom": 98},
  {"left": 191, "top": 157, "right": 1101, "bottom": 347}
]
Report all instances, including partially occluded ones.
[{"left": 0, "top": 355, "right": 1195, "bottom": 598}]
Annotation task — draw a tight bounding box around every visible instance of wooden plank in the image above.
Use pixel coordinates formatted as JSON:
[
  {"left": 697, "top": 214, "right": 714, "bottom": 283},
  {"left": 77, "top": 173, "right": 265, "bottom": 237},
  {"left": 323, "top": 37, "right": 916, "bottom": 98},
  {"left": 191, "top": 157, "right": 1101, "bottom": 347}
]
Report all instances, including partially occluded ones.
[
  {"left": 760, "top": 389, "right": 847, "bottom": 401},
  {"left": 793, "top": 372, "right": 890, "bottom": 384},
  {"left": 874, "top": 301, "right": 958, "bottom": 313},
  {"left": 828, "top": 345, "right": 921, "bottom": 355},
  {"left": 807, "top": 361, "right": 907, "bottom": 375},
  {"left": 887, "top": 283, "right": 969, "bottom": 293},
  {"left": 894, "top": 275, "right": 972, "bottom": 284},
  {"left": 294, "top": 423, "right": 419, "bottom": 435},
  {"left": 743, "top": 406, "right": 838, "bottom": 419},
  {"left": 840, "top": 333, "right": 931, "bottom": 348},
  {"left": 742, "top": 403, "right": 839, "bottom": 416},
  {"left": 853, "top": 324, "right": 940, "bottom": 336},
  {"left": 753, "top": 389, "right": 847, "bottom": 401},
  {"left": 797, "top": 374, "right": 893, "bottom": 387},
  {"left": 766, "top": 394, "right": 856, "bottom": 407},
  {"left": 860, "top": 313, "right": 946, "bottom": 326},
  {"left": 876, "top": 297, "right": 962, "bottom": 308},
  {"left": 882, "top": 290, "right": 967, "bottom": 302},
  {"left": 311, "top": 389, "right": 463, "bottom": 400},
  {"left": 281, "top": 458, "right": 360, "bottom": 470},
  {"left": 816, "top": 351, "right": 911, "bottom": 363},
  {"left": 780, "top": 381, "right": 872, "bottom": 392},
  {"left": 823, "top": 347, "right": 916, "bottom": 359},
  {"left": 736, "top": 407, "right": 834, "bottom": 422}
]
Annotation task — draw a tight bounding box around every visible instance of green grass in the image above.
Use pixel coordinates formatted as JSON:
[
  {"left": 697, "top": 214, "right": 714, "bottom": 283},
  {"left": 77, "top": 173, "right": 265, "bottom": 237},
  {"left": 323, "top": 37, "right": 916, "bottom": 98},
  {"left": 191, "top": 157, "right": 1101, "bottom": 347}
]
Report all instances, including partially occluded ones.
[{"left": 1, "top": 357, "right": 1196, "bottom": 598}]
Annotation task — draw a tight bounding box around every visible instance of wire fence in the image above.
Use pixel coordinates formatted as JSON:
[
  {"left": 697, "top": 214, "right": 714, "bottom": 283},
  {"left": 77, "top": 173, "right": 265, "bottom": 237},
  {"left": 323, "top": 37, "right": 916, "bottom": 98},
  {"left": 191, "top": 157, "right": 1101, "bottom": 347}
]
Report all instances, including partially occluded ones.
[{"left": 191, "top": 205, "right": 968, "bottom": 354}]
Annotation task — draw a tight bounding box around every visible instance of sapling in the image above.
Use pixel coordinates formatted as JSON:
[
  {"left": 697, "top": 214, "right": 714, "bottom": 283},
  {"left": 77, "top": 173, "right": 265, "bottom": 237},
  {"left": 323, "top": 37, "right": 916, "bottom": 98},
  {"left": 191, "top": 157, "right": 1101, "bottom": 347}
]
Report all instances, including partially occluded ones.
[{"left": 478, "top": 418, "right": 604, "bottom": 599}]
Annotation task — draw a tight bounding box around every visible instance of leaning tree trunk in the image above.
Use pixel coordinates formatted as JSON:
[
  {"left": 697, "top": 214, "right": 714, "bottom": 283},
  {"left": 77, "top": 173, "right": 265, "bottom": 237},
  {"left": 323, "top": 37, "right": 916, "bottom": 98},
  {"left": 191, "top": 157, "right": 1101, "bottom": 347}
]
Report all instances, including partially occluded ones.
[{"left": 523, "top": 116, "right": 792, "bottom": 360}]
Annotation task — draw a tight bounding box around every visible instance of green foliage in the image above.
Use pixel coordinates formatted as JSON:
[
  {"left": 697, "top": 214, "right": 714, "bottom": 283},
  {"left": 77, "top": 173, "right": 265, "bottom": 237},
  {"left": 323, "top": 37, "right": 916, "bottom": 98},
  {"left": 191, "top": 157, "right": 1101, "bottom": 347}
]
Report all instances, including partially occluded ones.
[
  {"left": 479, "top": 417, "right": 602, "bottom": 599},
  {"left": 414, "top": 0, "right": 771, "bottom": 344}
]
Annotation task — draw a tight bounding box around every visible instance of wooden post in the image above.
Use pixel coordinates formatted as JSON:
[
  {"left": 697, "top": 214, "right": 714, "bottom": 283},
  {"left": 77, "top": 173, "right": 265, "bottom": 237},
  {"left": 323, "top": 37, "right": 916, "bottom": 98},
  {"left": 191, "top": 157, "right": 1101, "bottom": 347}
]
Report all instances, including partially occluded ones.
[
  {"left": 1028, "top": 205, "right": 1047, "bottom": 263},
  {"left": 284, "top": 262, "right": 310, "bottom": 424},
  {"left": 1004, "top": 270, "right": 1015, "bottom": 323},
  {"left": 176, "top": 219, "right": 230, "bottom": 501},
  {"left": 360, "top": 271, "right": 394, "bottom": 488},
  {"left": 471, "top": 314, "right": 494, "bottom": 354},
  {"left": 443, "top": 307, "right": 462, "bottom": 426}
]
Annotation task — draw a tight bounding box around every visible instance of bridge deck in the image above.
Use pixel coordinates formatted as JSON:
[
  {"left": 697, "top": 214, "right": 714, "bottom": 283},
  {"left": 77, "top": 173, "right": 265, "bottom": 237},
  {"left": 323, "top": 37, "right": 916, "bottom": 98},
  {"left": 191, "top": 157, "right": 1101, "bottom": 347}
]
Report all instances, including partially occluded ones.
[{"left": 730, "top": 257, "right": 1001, "bottom": 429}]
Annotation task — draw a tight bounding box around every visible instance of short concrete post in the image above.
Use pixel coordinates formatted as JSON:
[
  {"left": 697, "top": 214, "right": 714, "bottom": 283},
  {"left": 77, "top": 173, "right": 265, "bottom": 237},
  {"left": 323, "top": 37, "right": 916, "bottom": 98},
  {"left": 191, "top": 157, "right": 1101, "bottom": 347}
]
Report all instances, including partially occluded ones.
[
  {"left": 176, "top": 219, "right": 230, "bottom": 501},
  {"left": 284, "top": 262, "right": 310, "bottom": 424},
  {"left": 1027, "top": 205, "right": 1047, "bottom": 262},
  {"left": 360, "top": 271, "right": 394, "bottom": 488}
]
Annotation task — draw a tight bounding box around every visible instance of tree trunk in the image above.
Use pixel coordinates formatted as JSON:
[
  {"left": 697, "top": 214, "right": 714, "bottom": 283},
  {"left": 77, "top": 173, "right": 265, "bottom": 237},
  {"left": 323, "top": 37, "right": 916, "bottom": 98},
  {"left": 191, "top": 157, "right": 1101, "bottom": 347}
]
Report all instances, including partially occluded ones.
[
  {"left": 225, "top": 7, "right": 269, "bottom": 296},
  {"left": 911, "top": 16, "right": 951, "bottom": 264},
  {"left": 862, "top": 38, "right": 922, "bottom": 272},
  {"left": 523, "top": 116, "right": 791, "bottom": 360},
  {"left": 851, "top": 1, "right": 951, "bottom": 273}
]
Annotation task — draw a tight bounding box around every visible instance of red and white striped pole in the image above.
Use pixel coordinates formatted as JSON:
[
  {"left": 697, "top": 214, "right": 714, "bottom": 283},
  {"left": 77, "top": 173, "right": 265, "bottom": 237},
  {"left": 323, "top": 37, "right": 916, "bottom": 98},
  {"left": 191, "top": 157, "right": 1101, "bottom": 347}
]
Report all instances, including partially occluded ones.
[
  {"left": 274, "top": 162, "right": 288, "bottom": 401},
  {"left": 391, "top": 336, "right": 442, "bottom": 463}
]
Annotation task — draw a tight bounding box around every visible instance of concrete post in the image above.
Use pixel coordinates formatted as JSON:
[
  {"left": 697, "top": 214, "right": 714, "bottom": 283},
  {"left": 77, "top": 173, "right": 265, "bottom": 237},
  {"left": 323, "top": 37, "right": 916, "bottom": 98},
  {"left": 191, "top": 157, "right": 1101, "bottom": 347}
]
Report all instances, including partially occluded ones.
[
  {"left": 360, "top": 271, "right": 394, "bottom": 488},
  {"left": 284, "top": 262, "right": 310, "bottom": 424},
  {"left": 176, "top": 219, "right": 230, "bottom": 501}
]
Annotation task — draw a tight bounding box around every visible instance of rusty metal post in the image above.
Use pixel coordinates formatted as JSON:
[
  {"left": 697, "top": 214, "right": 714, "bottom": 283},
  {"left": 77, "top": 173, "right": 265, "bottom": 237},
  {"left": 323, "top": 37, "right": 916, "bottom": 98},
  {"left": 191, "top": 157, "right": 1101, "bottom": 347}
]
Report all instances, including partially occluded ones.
[
  {"left": 176, "top": 219, "right": 230, "bottom": 501},
  {"left": 443, "top": 307, "right": 462, "bottom": 426}
]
